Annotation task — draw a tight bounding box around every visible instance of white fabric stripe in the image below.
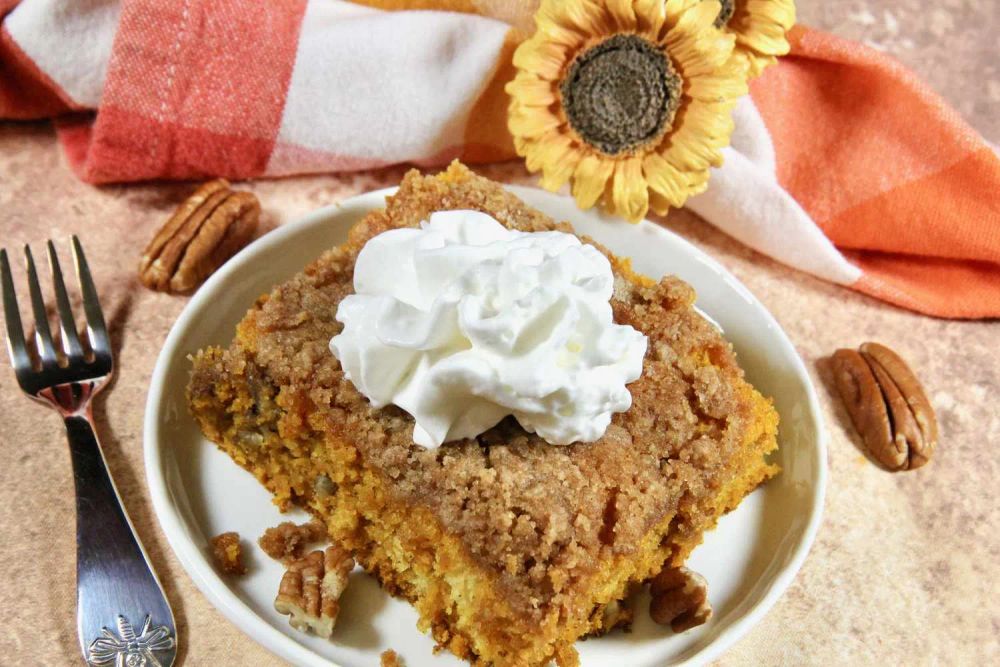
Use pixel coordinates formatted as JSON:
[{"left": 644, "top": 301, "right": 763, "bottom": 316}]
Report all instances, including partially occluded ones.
[
  {"left": 3, "top": 2, "right": 865, "bottom": 287},
  {"left": 687, "top": 97, "right": 862, "bottom": 286},
  {"left": 727, "top": 95, "right": 777, "bottom": 173},
  {"left": 6, "top": 0, "right": 120, "bottom": 108},
  {"left": 269, "top": 0, "right": 508, "bottom": 168}
]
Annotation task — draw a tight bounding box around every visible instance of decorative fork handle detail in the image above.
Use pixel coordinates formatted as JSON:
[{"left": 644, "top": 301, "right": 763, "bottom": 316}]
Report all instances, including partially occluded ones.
[
  {"left": 64, "top": 397, "right": 177, "bottom": 666},
  {"left": 1, "top": 240, "right": 175, "bottom": 667}
]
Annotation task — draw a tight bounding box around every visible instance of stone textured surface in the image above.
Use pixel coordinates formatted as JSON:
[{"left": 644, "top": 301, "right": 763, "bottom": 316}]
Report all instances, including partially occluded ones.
[{"left": 0, "top": 2, "right": 997, "bottom": 664}]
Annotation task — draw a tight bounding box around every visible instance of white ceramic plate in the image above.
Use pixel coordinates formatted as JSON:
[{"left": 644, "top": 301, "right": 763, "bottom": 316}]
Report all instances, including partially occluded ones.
[{"left": 145, "top": 186, "right": 826, "bottom": 667}]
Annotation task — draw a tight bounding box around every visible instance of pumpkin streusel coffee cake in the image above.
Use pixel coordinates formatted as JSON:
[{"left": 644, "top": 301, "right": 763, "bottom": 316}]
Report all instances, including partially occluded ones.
[{"left": 187, "top": 162, "right": 779, "bottom": 666}]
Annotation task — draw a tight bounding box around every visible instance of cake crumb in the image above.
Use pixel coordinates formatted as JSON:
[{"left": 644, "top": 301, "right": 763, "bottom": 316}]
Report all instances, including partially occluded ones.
[
  {"left": 380, "top": 649, "right": 404, "bottom": 667},
  {"left": 259, "top": 519, "right": 327, "bottom": 563},
  {"left": 210, "top": 532, "right": 246, "bottom": 575}
]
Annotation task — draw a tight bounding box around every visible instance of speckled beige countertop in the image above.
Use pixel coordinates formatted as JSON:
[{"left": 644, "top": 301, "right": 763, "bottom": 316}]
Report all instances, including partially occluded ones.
[{"left": 1, "top": 1, "right": 997, "bottom": 665}]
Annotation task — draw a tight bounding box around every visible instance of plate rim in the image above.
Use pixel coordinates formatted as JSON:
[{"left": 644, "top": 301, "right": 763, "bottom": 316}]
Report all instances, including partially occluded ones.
[{"left": 144, "top": 185, "right": 827, "bottom": 667}]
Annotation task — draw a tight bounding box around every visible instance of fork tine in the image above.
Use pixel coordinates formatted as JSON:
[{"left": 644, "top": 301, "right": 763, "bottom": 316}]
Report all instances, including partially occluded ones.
[
  {"left": 1, "top": 249, "right": 32, "bottom": 373},
  {"left": 47, "top": 240, "right": 85, "bottom": 360},
  {"left": 71, "top": 236, "right": 110, "bottom": 356},
  {"left": 24, "top": 245, "right": 58, "bottom": 366}
]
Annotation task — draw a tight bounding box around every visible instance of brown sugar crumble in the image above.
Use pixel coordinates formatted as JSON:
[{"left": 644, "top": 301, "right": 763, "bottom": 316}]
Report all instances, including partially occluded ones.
[
  {"left": 210, "top": 531, "right": 246, "bottom": 575},
  {"left": 380, "top": 649, "right": 404, "bottom": 667},
  {"left": 259, "top": 519, "right": 327, "bottom": 563},
  {"left": 188, "top": 161, "right": 779, "bottom": 666}
]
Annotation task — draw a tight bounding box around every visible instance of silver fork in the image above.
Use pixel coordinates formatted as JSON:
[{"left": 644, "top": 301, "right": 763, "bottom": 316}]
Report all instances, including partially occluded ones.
[{"left": 1, "top": 238, "right": 176, "bottom": 667}]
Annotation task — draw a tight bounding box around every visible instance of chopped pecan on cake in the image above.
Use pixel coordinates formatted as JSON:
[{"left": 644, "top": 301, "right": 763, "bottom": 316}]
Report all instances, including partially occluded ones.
[{"left": 274, "top": 546, "right": 354, "bottom": 638}]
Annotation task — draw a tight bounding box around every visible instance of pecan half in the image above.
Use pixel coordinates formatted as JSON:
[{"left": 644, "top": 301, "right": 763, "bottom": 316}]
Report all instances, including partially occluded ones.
[
  {"left": 831, "top": 343, "right": 937, "bottom": 471},
  {"left": 274, "top": 545, "right": 354, "bottom": 638},
  {"left": 860, "top": 342, "right": 938, "bottom": 467},
  {"left": 649, "top": 565, "right": 712, "bottom": 632},
  {"left": 831, "top": 349, "right": 897, "bottom": 468},
  {"left": 139, "top": 179, "right": 259, "bottom": 293}
]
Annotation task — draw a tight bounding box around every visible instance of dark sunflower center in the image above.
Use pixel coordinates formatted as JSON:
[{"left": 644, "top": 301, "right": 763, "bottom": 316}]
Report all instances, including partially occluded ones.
[
  {"left": 714, "top": 0, "right": 736, "bottom": 28},
  {"left": 560, "top": 34, "right": 681, "bottom": 157}
]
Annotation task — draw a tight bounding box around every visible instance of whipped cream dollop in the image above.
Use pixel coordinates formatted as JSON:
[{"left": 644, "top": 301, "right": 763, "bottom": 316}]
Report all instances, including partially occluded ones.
[{"left": 330, "top": 210, "right": 647, "bottom": 448}]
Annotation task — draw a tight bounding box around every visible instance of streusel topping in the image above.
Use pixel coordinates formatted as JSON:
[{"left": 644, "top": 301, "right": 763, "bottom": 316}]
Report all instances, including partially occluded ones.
[{"left": 192, "top": 163, "right": 770, "bottom": 617}]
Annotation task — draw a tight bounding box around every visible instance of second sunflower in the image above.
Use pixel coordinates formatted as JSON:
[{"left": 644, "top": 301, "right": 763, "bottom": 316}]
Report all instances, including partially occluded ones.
[{"left": 507, "top": 0, "right": 748, "bottom": 222}]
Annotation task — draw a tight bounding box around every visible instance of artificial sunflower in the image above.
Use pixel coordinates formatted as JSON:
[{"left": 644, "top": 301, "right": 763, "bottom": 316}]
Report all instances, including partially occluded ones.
[
  {"left": 506, "top": 0, "right": 747, "bottom": 222},
  {"left": 712, "top": 0, "right": 796, "bottom": 77}
]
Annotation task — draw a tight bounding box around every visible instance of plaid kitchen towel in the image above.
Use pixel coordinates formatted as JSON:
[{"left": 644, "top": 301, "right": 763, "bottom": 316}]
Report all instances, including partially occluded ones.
[{"left": 1, "top": 0, "right": 997, "bottom": 318}]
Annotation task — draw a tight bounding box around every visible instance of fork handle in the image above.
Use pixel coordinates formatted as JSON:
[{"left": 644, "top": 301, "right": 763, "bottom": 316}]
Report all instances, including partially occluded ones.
[{"left": 67, "top": 415, "right": 177, "bottom": 666}]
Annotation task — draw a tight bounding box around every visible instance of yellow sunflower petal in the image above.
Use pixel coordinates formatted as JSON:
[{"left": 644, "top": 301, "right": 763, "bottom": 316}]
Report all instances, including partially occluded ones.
[
  {"left": 540, "top": 0, "right": 607, "bottom": 37},
  {"left": 663, "top": 13, "right": 734, "bottom": 76},
  {"left": 533, "top": 0, "right": 589, "bottom": 49},
  {"left": 518, "top": 136, "right": 545, "bottom": 171},
  {"left": 512, "top": 36, "right": 568, "bottom": 81},
  {"left": 611, "top": 157, "right": 649, "bottom": 223},
  {"left": 680, "top": 0, "right": 722, "bottom": 31},
  {"left": 743, "top": 51, "right": 776, "bottom": 78},
  {"left": 605, "top": 0, "right": 637, "bottom": 31},
  {"left": 519, "top": 128, "right": 576, "bottom": 176},
  {"left": 664, "top": 0, "right": 700, "bottom": 24},
  {"left": 642, "top": 153, "right": 692, "bottom": 210},
  {"left": 685, "top": 70, "right": 748, "bottom": 102},
  {"left": 737, "top": 29, "right": 791, "bottom": 57},
  {"left": 505, "top": 75, "right": 557, "bottom": 107},
  {"left": 744, "top": 0, "right": 796, "bottom": 30},
  {"left": 649, "top": 171, "right": 709, "bottom": 214},
  {"left": 536, "top": 20, "right": 585, "bottom": 50},
  {"left": 572, "top": 154, "right": 615, "bottom": 209},
  {"left": 664, "top": 133, "right": 723, "bottom": 172},
  {"left": 538, "top": 135, "right": 582, "bottom": 191},
  {"left": 633, "top": 0, "right": 667, "bottom": 39},
  {"left": 508, "top": 104, "right": 562, "bottom": 139},
  {"left": 513, "top": 133, "right": 532, "bottom": 158},
  {"left": 725, "top": 0, "right": 795, "bottom": 77},
  {"left": 659, "top": 107, "right": 733, "bottom": 172}
]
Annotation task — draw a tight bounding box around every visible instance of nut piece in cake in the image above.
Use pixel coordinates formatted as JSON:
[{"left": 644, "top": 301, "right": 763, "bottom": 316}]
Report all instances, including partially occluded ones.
[
  {"left": 209, "top": 531, "right": 246, "bottom": 575},
  {"left": 259, "top": 519, "right": 328, "bottom": 563},
  {"left": 584, "top": 594, "right": 635, "bottom": 638},
  {"left": 274, "top": 546, "right": 354, "bottom": 638},
  {"left": 649, "top": 566, "right": 712, "bottom": 632}
]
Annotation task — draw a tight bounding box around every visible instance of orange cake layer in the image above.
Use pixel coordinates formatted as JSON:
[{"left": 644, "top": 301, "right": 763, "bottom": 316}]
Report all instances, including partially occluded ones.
[{"left": 187, "top": 162, "right": 779, "bottom": 666}]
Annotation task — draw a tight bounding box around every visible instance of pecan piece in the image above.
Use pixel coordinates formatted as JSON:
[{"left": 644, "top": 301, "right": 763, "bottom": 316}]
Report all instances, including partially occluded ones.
[
  {"left": 831, "top": 349, "right": 898, "bottom": 468},
  {"left": 649, "top": 565, "right": 712, "bottom": 632},
  {"left": 862, "top": 352, "right": 929, "bottom": 470},
  {"left": 139, "top": 179, "right": 259, "bottom": 293},
  {"left": 831, "top": 344, "right": 938, "bottom": 471},
  {"left": 860, "top": 342, "right": 938, "bottom": 467},
  {"left": 274, "top": 545, "right": 354, "bottom": 638}
]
